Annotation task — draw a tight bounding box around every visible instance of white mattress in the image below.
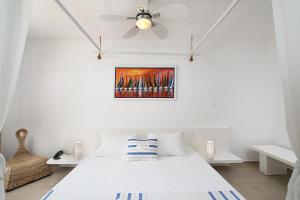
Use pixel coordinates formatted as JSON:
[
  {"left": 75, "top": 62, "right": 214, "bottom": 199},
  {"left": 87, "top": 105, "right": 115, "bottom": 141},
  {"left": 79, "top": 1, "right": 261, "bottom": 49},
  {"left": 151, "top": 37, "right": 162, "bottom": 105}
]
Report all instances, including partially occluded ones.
[{"left": 43, "top": 148, "right": 245, "bottom": 200}]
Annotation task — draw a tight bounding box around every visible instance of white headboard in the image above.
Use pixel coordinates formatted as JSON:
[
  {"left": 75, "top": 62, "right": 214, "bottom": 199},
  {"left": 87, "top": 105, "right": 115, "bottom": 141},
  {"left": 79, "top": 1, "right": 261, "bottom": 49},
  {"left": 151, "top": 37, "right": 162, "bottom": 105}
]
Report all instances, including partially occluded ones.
[{"left": 60, "top": 128, "right": 231, "bottom": 157}]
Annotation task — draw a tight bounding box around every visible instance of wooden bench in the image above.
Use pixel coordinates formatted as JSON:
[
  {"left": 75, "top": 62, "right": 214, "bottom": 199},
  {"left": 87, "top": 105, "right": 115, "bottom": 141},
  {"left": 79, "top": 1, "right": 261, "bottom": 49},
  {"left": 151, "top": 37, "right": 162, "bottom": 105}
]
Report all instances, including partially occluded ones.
[{"left": 252, "top": 145, "right": 297, "bottom": 175}]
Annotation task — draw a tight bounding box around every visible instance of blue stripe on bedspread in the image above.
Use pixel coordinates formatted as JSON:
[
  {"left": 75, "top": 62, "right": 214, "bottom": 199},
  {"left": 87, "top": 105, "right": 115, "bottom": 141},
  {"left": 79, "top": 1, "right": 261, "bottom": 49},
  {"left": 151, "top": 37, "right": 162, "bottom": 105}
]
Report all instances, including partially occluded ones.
[
  {"left": 127, "top": 193, "right": 131, "bottom": 200},
  {"left": 219, "top": 191, "right": 229, "bottom": 200},
  {"left": 208, "top": 192, "right": 217, "bottom": 200},
  {"left": 139, "top": 193, "right": 143, "bottom": 200},
  {"left": 42, "top": 190, "right": 54, "bottom": 200},
  {"left": 230, "top": 190, "right": 241, "bottom": 200},
  {"left": 208, "top": 191, "right": 242, "bottom": 200}
]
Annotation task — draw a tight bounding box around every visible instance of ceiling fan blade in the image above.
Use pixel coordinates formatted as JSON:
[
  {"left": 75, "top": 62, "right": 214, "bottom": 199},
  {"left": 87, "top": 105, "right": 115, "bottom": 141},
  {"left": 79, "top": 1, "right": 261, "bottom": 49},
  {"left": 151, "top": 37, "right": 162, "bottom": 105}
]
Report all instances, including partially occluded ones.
[
  {"left": 152, "top": 3, "right": 189, "bottom": 19},
  {"left": 152, "top": 22, "right": 168, "bottom": 39},
  {"left": 99, "top": 15, "right": 132, "bottom": 21},
  {"left": 152, "top": 12, "right": 160, "bottom": 18},
  {"left": 123, "top": 26, "right": 140, "bottom": 39}
]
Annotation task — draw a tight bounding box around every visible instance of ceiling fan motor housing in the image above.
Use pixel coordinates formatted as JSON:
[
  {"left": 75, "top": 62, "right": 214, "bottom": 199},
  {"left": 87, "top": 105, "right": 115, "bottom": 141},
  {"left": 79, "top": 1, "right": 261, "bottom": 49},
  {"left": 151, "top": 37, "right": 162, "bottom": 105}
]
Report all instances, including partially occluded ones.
[
  {"left": 135, "top": 10, "right": 152, "bottom": 30},
  {"left": 136, "top": 12, "right": 152, "bottom": 21}
]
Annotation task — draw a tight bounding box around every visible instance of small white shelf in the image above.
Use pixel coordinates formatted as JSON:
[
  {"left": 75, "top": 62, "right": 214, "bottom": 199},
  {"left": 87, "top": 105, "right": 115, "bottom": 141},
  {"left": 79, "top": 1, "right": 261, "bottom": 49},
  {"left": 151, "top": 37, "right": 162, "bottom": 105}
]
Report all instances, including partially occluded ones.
[
  {"left": 209, "top": 152, "right": 243, "bottom": 164},
  {"left": 201, "top": 152, "right": 243, "bottom": 165},
  {"left": 47, "top": 154, "right": 81, "bottom": 167}
]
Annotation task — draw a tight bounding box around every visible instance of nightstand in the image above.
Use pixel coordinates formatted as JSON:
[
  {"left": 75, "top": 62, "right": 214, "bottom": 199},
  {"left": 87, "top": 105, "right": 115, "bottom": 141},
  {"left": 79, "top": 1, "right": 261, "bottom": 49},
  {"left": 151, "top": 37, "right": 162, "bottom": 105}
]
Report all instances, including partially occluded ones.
[{"left": 47, "top": 154, "right": 81, "bottom": 167}]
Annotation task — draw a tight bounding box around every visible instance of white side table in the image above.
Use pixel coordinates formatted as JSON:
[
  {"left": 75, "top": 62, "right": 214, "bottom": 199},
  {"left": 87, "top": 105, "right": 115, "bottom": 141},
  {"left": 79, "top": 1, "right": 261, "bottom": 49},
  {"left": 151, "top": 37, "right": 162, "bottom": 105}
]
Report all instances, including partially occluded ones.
[{"left": 47, "top": 154, "right": 81, "bottom": 167}]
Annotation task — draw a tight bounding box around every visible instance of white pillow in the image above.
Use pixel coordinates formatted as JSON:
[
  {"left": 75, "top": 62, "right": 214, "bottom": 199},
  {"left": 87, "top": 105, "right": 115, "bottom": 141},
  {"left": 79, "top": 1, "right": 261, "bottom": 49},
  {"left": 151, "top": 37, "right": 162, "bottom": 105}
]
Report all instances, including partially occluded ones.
[
  {"left": 126, "top": 137, "right": 158, "bottom": 161},
  {"left": 96, "top": 133, "right": 131, "bottom": 157},
  {"left": 148, "top": 132, "right": 185, "bottom": 156}
]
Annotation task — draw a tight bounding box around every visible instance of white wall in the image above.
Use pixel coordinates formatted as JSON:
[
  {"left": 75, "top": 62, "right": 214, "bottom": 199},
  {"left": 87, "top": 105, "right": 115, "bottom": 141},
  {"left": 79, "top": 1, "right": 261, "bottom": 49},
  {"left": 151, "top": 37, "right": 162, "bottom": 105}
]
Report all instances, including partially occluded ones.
[
  {"left": 267, "top": 37, "right": 291, "bottom": 148},
  {"left": 1, "top": 37, "right": 281, "bottom": 160},
  {"left": 204, "top": 38, "right": 275, "bottom": 159}
]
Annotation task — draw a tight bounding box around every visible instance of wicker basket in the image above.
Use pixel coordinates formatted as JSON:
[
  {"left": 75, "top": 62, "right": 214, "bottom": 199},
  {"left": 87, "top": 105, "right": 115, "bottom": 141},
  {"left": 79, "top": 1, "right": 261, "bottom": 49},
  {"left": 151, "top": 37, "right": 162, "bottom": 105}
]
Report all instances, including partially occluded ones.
[{"left": 5, "top": 129, "right": 52, "bottom": 191}]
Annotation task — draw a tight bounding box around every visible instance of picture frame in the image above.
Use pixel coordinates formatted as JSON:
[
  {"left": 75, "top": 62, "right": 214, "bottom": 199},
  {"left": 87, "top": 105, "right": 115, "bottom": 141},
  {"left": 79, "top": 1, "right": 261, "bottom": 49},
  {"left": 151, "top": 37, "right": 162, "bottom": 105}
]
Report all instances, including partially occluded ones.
[{"left": 114, "top": 66, "right": 176, "bottom": 99}]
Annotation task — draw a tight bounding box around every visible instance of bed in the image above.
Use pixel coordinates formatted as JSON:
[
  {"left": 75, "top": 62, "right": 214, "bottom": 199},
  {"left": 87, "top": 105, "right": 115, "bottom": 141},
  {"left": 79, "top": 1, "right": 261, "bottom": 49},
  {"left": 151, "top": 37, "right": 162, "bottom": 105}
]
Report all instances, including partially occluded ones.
[{"left": 42, "top": 147, "right": 245, "bottom": 200}]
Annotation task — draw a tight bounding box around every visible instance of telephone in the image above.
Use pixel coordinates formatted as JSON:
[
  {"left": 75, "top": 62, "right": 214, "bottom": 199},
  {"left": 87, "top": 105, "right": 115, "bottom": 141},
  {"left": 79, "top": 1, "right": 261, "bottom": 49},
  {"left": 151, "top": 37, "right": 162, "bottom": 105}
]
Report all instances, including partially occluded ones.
[{"left": 53, "top": 150, "right": 64, "bottom": 160}]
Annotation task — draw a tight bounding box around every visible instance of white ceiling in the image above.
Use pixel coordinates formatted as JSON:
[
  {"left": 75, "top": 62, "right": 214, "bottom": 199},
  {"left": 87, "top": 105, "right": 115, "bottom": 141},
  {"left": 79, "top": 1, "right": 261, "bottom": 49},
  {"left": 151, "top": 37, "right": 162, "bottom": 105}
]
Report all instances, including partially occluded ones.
[{"left": 28, "top": 0, "right": 275, "bottom": 46}]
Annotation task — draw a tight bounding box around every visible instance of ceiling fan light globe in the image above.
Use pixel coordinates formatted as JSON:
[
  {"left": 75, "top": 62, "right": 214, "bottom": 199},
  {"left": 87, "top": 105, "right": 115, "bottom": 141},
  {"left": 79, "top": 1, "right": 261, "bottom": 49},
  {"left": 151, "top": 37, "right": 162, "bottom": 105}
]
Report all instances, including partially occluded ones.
[{"left": 136, "top": 18, "right": 152, "bottom": 30}]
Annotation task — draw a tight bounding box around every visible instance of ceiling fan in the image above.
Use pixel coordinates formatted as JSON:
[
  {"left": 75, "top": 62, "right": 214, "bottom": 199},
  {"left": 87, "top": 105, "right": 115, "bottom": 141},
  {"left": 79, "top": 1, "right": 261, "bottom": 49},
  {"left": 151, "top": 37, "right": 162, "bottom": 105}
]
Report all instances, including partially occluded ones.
[{"left": 98, "top": 2, "right": 189, "bottom": 39}]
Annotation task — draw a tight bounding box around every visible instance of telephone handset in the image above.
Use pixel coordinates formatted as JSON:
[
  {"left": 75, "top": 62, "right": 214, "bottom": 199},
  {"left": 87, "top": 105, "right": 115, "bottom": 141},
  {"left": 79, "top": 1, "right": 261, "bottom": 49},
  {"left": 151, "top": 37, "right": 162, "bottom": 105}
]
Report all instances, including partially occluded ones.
[{"left": 53, "top": 150, "right": 63, "bottom": 160}]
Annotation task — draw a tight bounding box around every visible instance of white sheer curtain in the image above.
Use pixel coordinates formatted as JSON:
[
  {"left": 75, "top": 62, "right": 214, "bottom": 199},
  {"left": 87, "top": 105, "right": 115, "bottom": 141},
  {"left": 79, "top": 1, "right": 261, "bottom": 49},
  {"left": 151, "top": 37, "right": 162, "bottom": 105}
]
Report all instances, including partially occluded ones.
[
  {"left": 0, "top": 154, "right": 5, "bottom": 200},
  {"left": 0, "top": 0, "right": 33, "bottom": 198},
  {"left": 272, "top": 0, "right": 300, "bottom": 199}
]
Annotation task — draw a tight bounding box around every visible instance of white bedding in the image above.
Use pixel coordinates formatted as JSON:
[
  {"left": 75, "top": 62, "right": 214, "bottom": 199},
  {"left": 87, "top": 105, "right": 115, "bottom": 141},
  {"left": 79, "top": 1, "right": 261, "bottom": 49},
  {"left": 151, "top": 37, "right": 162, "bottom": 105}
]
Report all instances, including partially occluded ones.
[{"left": 42, "top": 148, "right": 245, "bottom": 200}]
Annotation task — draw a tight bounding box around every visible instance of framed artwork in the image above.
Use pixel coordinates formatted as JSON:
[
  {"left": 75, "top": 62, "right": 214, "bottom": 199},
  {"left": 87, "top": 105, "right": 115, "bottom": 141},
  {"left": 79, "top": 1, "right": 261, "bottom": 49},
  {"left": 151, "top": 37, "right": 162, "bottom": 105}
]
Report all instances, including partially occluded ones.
[{"left": 114, "top": 66, "right": 176, "bottom": 99}]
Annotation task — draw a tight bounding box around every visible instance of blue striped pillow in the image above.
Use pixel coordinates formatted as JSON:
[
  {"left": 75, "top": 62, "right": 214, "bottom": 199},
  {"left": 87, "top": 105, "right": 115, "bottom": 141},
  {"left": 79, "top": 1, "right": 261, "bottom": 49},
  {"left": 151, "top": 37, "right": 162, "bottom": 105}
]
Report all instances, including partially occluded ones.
[{"left": 126, "top": 137, "right": 158, "bottom": 161}]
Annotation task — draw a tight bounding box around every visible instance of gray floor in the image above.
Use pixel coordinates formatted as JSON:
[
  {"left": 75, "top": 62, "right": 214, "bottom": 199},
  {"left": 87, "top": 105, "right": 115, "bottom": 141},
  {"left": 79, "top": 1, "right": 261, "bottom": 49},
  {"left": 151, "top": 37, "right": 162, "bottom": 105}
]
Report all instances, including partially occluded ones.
[
  {"left": 5, "top": 167, "right": 70, "bottom": 200},
  {"left": 5, "top": 163, "right": 290, "bottom": 200},
  {"left": 213, "top": 163, "right": 291, "bottom": 200}
]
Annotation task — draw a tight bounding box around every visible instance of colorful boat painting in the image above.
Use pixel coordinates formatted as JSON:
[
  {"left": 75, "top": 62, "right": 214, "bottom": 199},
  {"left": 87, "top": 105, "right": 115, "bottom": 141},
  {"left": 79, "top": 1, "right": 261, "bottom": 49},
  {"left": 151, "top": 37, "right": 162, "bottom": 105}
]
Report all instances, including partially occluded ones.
[{"left": 115, "top": 67, "right": 175, "bottom": 98}]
